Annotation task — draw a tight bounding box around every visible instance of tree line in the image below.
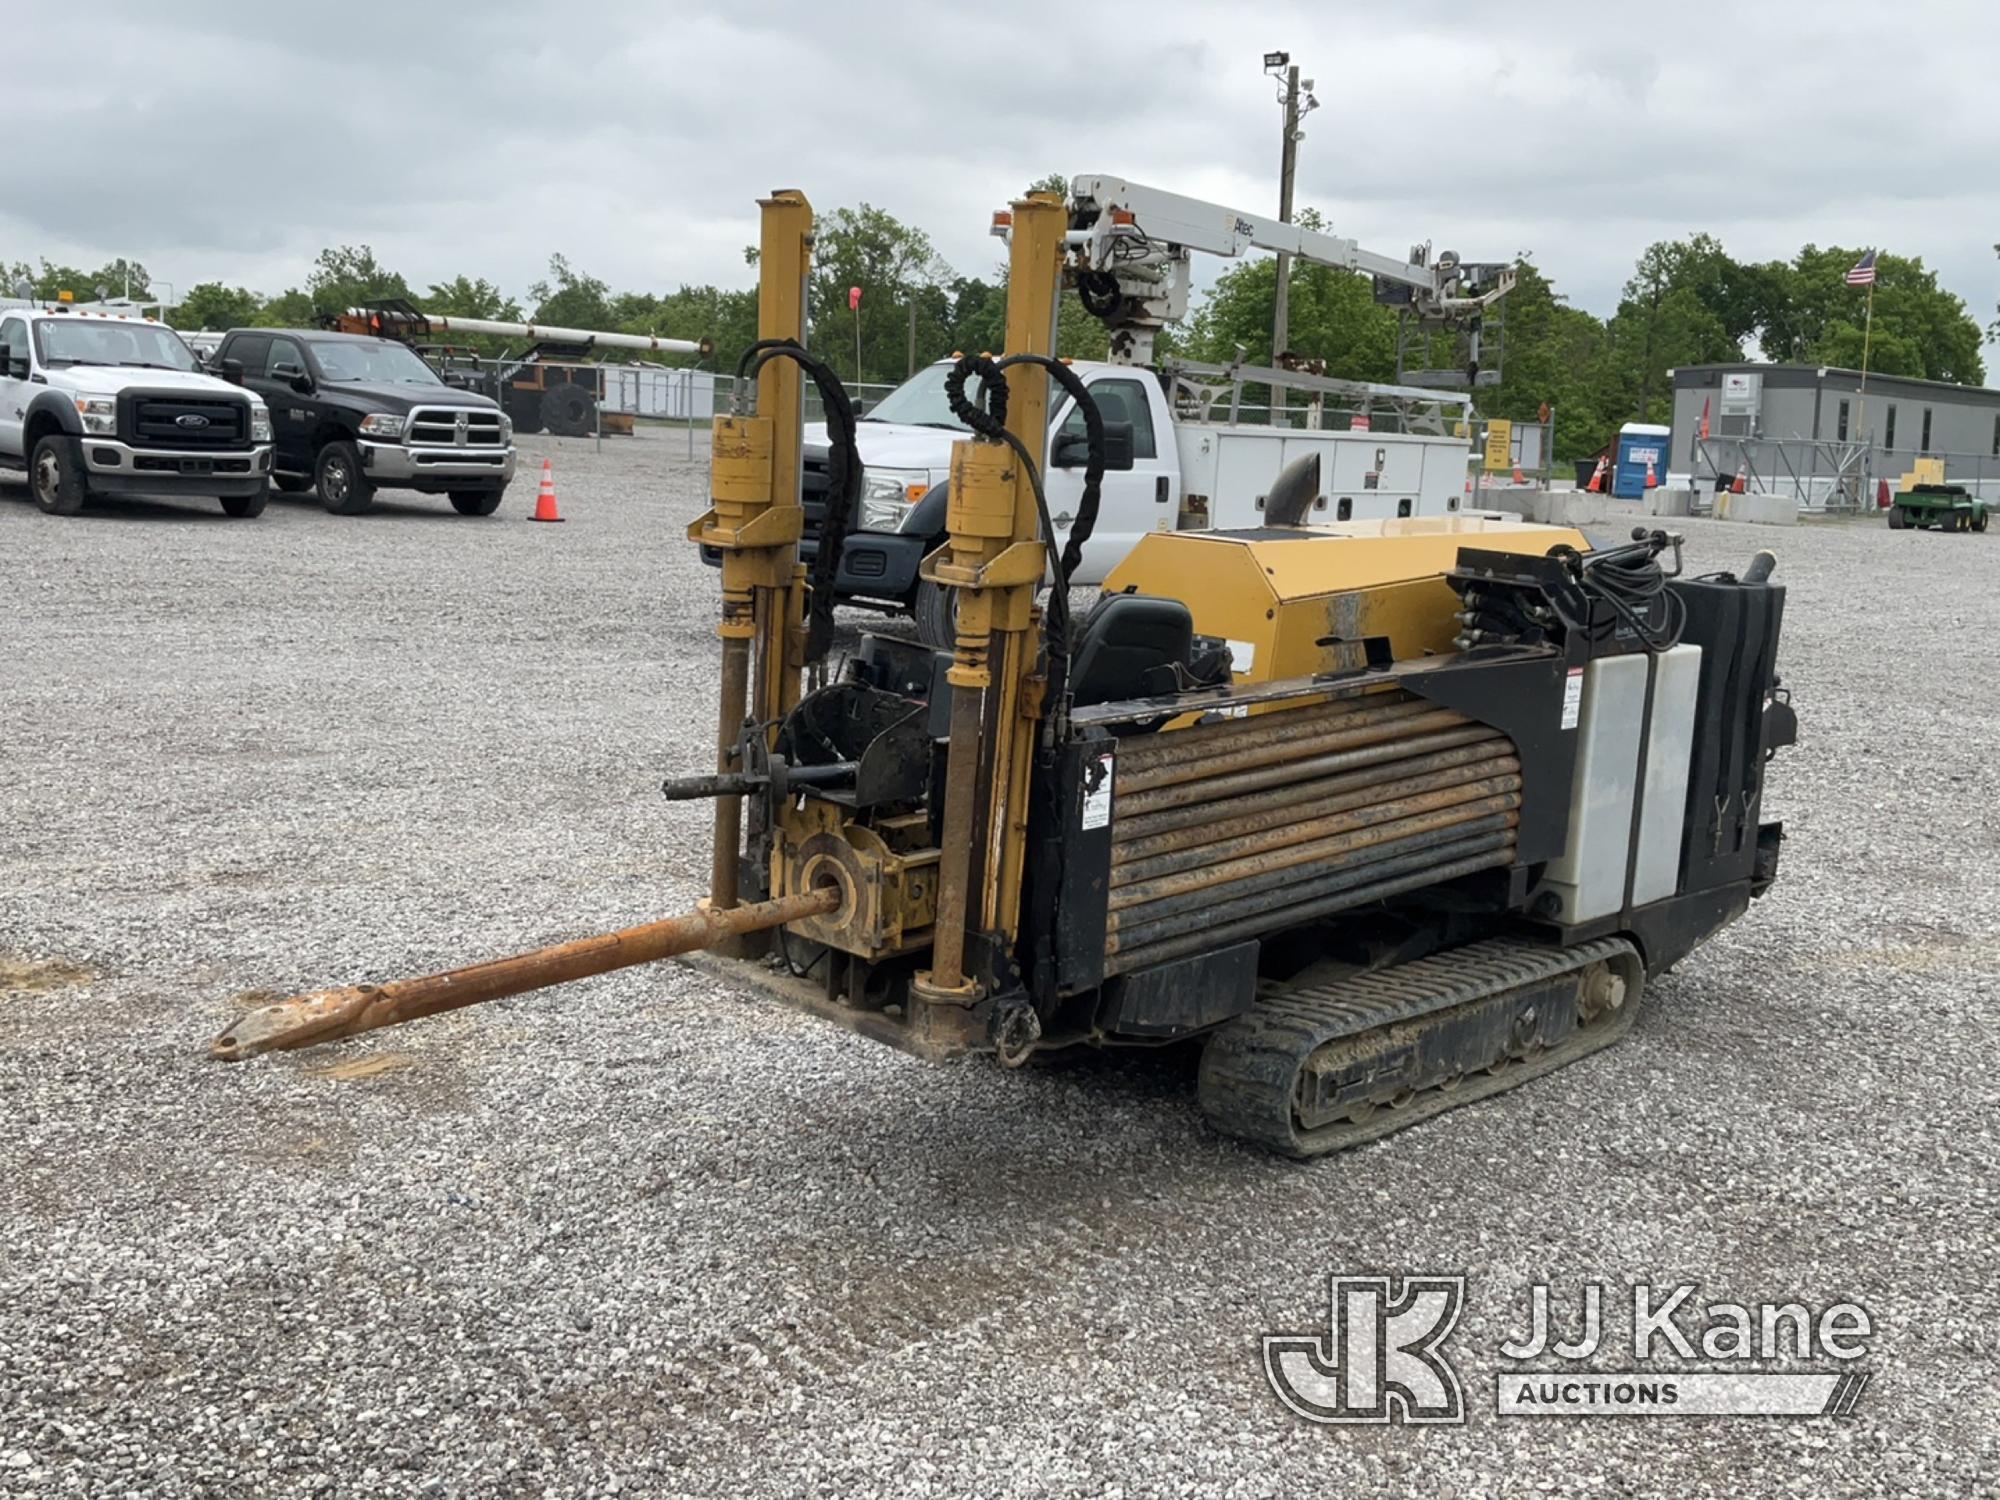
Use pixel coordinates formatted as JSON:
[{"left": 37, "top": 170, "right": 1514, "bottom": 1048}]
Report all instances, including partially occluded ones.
[{"left": 9, "top": 187, "right": 1987, "bottom": 462}]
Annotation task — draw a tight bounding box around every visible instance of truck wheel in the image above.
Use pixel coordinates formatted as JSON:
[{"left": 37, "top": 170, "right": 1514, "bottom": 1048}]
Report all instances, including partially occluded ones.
[
  {"left": 30, "top": 434, "right": 87, "bottom": 515},
  {"left": 219, "top": 484, "right": 268, "bottom": 518},
  {"left": 540, "top": 380, "right": 595, "bottom": 438},
  {"left": 315, "top": 440, "right": 375, "bottom": 515},
  {"left": 1886, "top": 505, "right": 1905, "bottom": 530},
  {"left": 914, "top": 579, "right": 959, "bottom": 652},
  {"left": 449, "top": 489, "right": 504, "bottom": 516},
  {"left": 1973, "top": 510, "right": 1989, "bottom": 533}
]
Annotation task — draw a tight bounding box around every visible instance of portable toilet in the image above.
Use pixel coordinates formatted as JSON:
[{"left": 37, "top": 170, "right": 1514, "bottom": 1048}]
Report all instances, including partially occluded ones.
[{"left": 1612, "top": 423, "right": 1671, "bottom": 499}]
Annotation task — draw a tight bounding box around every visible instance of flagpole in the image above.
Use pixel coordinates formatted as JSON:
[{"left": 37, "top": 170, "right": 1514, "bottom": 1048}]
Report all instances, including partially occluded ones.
[{"left": 1856, "top": 267, "right": 1876, "bottom": 501}]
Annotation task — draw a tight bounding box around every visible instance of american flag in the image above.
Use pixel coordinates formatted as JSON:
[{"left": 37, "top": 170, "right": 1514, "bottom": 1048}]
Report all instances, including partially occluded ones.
[{"left": 1845, "top": 251, "right": 1877, "bottom": 287}]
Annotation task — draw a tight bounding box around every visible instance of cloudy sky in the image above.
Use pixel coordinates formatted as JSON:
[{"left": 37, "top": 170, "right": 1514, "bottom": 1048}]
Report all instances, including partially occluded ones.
[{"left": 7, "top": 0, "right": 1993, "bottom": 340}]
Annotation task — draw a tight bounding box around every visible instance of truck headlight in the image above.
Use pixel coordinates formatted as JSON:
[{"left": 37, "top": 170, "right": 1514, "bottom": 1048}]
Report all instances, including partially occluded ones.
[
  {"left": 499, "top": 415, "right": 513, "bottom": 442},
  {"left": 250, "top": 407, "right": 272, "bottom": 443},
  {"left": 358, "top": 413, "right": 404, "bottom": 438},
  {"left": 73, "top": 397, "right": 116, "bottom": 435},
  {"left": 858, "top": 471, "right": 931, "bottom": 531}
]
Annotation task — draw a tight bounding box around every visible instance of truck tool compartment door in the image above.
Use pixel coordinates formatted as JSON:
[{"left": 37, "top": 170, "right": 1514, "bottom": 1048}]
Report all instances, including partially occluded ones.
[
  {"left": 1048, "top": 375, "right": 1178, "bottom": 586},
  {"left": 0, "top": 316, "right": 28, "bottom": 460}
]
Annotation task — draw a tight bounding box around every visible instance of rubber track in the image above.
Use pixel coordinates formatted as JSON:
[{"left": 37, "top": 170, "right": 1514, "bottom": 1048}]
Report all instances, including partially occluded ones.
[{"left": 1197, "top": 935, "right": 1639, "bottom": 1157}]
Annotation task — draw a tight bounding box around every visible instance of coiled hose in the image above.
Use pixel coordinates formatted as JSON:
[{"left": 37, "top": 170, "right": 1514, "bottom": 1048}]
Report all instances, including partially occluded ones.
[
  {"left": 734, "top": 339, "right": 863, "bottom": 663},
  {"left": 1547, "top": 528, "right": 1688, "bottom": 653}
]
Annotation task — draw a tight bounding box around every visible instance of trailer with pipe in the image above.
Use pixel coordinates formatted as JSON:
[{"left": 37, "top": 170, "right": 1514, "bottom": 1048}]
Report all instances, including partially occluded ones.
[{"left": 320, "top": 301, "right": 712, "bottom": 437}]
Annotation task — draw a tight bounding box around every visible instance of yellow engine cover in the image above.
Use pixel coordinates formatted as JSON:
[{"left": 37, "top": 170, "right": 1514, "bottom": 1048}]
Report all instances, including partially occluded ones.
[{"left": 1101, "top": 516, "right": 1588, "bottom": 681}]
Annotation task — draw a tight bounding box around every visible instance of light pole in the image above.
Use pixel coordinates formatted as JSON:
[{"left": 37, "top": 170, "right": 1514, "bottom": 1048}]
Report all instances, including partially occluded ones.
[{"left": 1264, "top": 51, "right": 1318, "bottom": 420}]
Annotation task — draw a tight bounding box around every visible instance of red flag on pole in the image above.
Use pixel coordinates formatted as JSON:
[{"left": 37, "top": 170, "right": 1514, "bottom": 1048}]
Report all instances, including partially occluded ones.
[
  {"left": 848, "top": 286, "right": 862, "bottom": 311},
  {"left": 1699, "top": 396, "right": 1711, "bottom": 441}
]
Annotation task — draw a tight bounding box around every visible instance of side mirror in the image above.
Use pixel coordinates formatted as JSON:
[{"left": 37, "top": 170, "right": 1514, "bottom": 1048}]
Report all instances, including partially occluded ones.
[
  {"left": 271, "top": 363, "right": 313, "bottom": 394},
  {"left": 4, "top": 355, "right": 26, "bottom": 380},
  {"left": 217, "top": 357, "right": 245, "bottom": 385},
  {"left": 1051, "top": 421, "right": 1135, "bottom": 472},
  {"left": 290, "top": 371, "right": 315, "bottom": 395}
]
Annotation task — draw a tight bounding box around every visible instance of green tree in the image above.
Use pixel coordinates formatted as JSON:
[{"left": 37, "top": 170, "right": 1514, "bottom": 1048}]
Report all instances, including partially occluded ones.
[
  {"left": 528, "top": 254, "right": 613, "bottom": 329},
  {"left": 304, "top": 245, "right": 409, "bottom": 316},
  {"left": 805, "top": 203, "right": 955, "bottom": 384},
  {"left": 1179, "top": 209, "right": 1396, "bottom": 378},
  {"left": 425, "top": 275, "right": 522, "bottom": 323},
  {"left": 1480, "top": 259, "right": 1617, "bottom": 462},
  {"left": 1776, "top": 246, "right": 1983, "bottom": 384},
  {"left": 177, "top": 282, "right": 264, "bottom": 331}
]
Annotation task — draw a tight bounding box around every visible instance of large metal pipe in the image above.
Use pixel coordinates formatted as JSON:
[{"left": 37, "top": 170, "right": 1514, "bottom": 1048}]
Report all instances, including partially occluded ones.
[
  {"left": 1105, "top": 846, "right": 1518, "bottom": 974},
  {"left": 1107, "top": 811, "right": 1521, "bottom": 937},
  {"left": 1111, "top": 752, "right": 1520, "bottom": 862},
  {"left": 401, "top": 312, "right": 711, "bottom": 357},
  {"left": 1115, "top": 725, "right": 1503, "bottom": 818},
  {"left": 209, "top": 887, "right": 839, "bottom": 1062},
  {"left": 1106, "top": 825, "right": 1518, "bottom": 960},
  {"left": 1114, "top": 700, "right": 1455, "bottom": 794},
  {"left": 1107, "top": 792, "right": 1522, "bottom": 912},
  {"left": 1110, "top": 773, "right": 1522, "bottom": 888},
  {"left": 1110, "top": 688, "right": 1406, "bottom": 771}
]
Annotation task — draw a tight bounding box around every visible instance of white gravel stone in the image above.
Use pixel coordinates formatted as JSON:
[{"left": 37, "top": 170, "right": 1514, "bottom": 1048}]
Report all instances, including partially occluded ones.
[{"left": 1, "top": 432, "right": 1994, "bottom": 1497}]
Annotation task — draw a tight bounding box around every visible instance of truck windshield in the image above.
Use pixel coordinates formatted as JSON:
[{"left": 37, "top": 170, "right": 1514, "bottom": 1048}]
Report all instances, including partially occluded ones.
[
  {"left": 309, "top": 340, "right": 442, "bottom": 385},
  {"left": 861, "top": 364, "right": 986, "bottom": 430},
  {"left": 35, "top": 318, "right": 200, "bottom": 372}
]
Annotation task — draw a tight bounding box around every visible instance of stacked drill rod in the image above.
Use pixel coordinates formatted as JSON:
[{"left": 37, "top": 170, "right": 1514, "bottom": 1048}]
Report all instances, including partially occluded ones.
[{"left": 1102, "top": 691, "right": 1521, "bottom": 975}]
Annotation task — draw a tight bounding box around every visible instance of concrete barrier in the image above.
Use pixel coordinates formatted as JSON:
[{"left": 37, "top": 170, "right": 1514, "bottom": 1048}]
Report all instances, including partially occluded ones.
[{"left": 1712, "top": 490, "right": 1797, "bottom": 527}]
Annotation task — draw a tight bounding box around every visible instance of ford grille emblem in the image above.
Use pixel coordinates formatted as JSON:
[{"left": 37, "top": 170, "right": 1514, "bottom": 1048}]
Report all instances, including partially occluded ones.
[{"left": 176, "top": 414, "right": 211, "bottom": 429}]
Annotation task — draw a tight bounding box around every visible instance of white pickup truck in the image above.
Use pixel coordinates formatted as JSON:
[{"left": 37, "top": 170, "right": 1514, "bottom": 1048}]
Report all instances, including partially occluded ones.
[
  {"left": 775, "top": 358, "right": 1473, "bottom": 646},
  {"left": 0, "top": 303, "right": 274, "bottom": 516}
]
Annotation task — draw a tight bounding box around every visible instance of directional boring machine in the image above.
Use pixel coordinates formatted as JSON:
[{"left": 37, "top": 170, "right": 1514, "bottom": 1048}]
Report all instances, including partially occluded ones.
[{"left": 212, "top": 184, "right": 1796, "bottom": 1157}]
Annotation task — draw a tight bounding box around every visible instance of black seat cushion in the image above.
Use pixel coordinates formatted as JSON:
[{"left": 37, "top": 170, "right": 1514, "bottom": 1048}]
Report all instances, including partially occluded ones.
[{"left": 1069, "top": 593, "right": 1195, "bottom": 707}]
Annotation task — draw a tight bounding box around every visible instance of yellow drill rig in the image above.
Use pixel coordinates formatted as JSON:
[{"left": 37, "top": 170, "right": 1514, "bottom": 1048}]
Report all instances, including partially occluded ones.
[{"left": 212, "top": 185, "right": 1796, "bottom": 1158}]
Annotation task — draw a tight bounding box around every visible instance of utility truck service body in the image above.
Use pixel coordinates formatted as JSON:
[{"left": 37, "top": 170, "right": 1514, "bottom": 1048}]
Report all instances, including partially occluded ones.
[{"left": 740, "top": 359, "right": 1475, "bottom": 645}]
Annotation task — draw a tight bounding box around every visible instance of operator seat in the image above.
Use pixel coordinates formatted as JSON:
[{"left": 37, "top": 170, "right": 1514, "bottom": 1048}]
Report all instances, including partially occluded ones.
[{"left": 1069, "top": 592, "right": 1208, "bottom": 708}]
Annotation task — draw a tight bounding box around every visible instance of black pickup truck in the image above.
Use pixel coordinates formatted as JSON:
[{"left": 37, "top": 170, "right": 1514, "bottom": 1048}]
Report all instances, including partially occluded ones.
[{"left": 212, "top": 328, "right": 517, "bottom": 515}]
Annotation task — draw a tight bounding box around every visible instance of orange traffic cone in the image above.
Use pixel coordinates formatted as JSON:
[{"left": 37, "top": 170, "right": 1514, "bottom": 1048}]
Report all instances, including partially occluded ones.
[
  {"left": 1585, "top": 456, "right": 1607, "bottom": 493},
  {"left": 530, "top": 458, "right": 563, "bottom": 523},
  {"left": 1511, "top": 462, "right": 1526, "bottom": 486},
  {"left": 1875, "top": 477, "right": 1891, "bottom": 509},
  {"left": 1643, "top": 456, "right": 1659, "bottom": 490},
  {"left": 1731, "top": 465, "right": 1747, "bottom": 495}
]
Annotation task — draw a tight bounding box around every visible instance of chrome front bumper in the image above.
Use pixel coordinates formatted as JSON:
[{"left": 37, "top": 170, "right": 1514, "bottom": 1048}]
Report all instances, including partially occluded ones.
[{"left": 360, "top": 440, "right": 517, "bottom": 485}]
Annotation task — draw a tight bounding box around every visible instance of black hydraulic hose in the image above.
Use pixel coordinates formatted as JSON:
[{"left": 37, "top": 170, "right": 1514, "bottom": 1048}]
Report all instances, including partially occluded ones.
[
  {"left": 741, "top": 341, "right": 863, "bottom": 663},
  {"left": 1546, "top": 530, "right": 1687, "bottom": 653},
  {"left": 942, "top": 355, "right": 1074, "bottom": 651},
  {"left": 997, "top": 353, "right": 1108, "bottom": 588}
]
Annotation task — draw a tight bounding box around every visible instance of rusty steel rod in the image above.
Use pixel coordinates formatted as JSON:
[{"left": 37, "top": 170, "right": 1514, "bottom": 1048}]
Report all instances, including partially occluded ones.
[
  {"left": 1108, "top": 686, "right": 1406, "bottom": 770},
  {"left": 1114, "top": 699, "right": 1455, "bottom": 795},
  {"left": 925, "top": 681, "right": 988, "bottom": 993},
  {"left": 209, "top": 887, "right": 841, "bottom": 1063},
  {"left": 1107, "top": 813, "right": 1522, "bottom": 939},
  {"left": 1110, "top": 752, "right": 1521, "bottom": 863},
  {"left": 709, "top": 632, "right": 752, "bottom": 910},
  {"left": 1109, "top": 773, "right": 1523, "bottom": 888},
  {"left": 1107, "top": 826, "right": 1518, "bottom": 957},
  {"left": 1114, "top": 725, "right": 1503, "bottom": 819},
  {"left": 1111, "top": 737, "right": 1513, "bottom": 844},
  {"left": 1104, "top": 846, "right": 1519, "bottom": 975},
  {"left": 1106, "top": 794, "right": 1522, "bottom": 912}
]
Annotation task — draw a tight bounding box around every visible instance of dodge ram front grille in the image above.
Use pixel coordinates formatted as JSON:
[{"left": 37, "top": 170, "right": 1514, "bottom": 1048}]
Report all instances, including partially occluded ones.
[{"left": 405, "top": 408, "right": 507, "bottom": 448}]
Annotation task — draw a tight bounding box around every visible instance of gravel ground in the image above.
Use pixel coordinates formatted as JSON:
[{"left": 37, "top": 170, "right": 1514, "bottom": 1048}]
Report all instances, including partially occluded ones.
[{"left": 2, "top": 428, "right": 1995, "bottom": 1498}]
